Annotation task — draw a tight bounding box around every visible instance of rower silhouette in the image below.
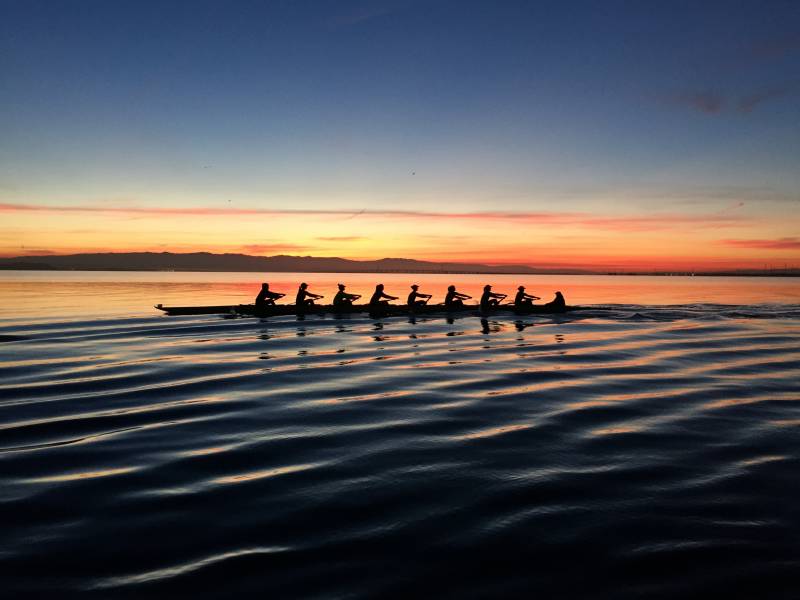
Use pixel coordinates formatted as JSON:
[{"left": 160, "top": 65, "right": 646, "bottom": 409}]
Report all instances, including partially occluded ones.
[
  {"left": 543, "top": 291, "right": 566, "bottom": 310},
  {"left": 369, "top": 284, "right": 398, "bottom": 310},
  {"left": 444, "top": 285, "right": 471, "bottom": 309},
  {"left": 295, "top": 282, "right": 323, "bottom": 309},
  {"left": 255, "top": 283, "right": 285, "bottom": 309},
  {"left": 407, "top": 284, "right": 432, "bottom": 309},
  {"left": 514, "top": 285, "right": 540, "bottom": 309},
  {"left": 333, "top": 283, "right": 360, "bottom": 310},
  {"left": 480, "top": 285, "right": 506, "bottom": 312}
]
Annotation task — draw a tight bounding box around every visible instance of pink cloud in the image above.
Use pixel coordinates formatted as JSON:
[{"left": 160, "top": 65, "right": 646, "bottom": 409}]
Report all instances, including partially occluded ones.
[{"left": 0, "top": 202, "right": 749, "bottom": 231}]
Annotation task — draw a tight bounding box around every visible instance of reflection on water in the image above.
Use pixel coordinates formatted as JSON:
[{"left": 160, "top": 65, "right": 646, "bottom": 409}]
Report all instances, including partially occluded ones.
[
  {"left": 1, "top": 270, "right": 799, "bottom": 318},
  {"left": 0, "top": 298, "right": 799, "bottom": 597}
]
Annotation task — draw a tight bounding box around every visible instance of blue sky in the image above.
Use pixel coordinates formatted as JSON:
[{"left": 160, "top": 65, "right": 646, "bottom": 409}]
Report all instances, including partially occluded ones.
[{"left": 1, "top": 0, "right": 798, "bottom": 266}]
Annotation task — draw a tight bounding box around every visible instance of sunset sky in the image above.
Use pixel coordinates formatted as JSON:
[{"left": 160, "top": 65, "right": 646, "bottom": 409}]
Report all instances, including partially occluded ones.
[{"left": 1, "top": 0, "right": 799, "bottom": 271}]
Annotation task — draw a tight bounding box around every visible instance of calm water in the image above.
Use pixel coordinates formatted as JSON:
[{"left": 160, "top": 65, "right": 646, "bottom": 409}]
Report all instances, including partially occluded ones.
[
  {"left": 1, "top": 272, "right": 799, "bottom": 598},
  {"left": 1, "top": 271, "right": 799, "bottom": 317}
]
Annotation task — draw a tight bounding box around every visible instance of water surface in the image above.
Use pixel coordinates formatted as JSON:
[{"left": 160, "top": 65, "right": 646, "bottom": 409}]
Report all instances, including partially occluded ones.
[
  {"left": 1, "top": 271, "right": 798, "bottom": 318},
  {"left": 1, "top": 273, "right": 799, "bottom": 598}
]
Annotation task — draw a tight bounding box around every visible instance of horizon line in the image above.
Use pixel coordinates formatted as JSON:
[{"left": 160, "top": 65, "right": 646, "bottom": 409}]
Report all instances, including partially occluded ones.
[{"left": 1, "top": 250, "right": 798, "bottom": 276}]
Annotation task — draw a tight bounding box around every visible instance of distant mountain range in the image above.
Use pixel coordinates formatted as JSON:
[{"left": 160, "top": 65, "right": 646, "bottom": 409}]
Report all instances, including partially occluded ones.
[
  {"left": 0, "top": 252, "right": 595, "bottom": 274},
  {"left": 3, "top": 252, "right": 796, "bottom": 276}
]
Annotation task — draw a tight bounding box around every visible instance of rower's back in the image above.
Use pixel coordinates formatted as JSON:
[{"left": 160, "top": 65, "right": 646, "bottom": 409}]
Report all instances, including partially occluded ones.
[
  {"left": 479, "top": 287, "right": 495, "bottom": 311},
  {"left": 333, "top": 290, "right": 345, "bottom": 307},
  {"left": 255, "top": 284, "right": 270, "bottom": 309},
  {"left": 370, "top": 284, "right": 386, "bottom": 306},
  {"left": 445, "top": 287, "right": 464, "bottom": 309},
  {"left": 295, "top": 289, "right": 306, "bottom": 305}
]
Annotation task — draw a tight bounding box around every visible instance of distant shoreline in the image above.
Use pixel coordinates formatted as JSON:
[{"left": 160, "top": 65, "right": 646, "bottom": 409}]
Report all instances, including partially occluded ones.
[
  {"left": 0, "top": 267, "right": 797, "bottom": 277},
  {"left": 1, "top": 252, "right": 797, "bottom": 277}
]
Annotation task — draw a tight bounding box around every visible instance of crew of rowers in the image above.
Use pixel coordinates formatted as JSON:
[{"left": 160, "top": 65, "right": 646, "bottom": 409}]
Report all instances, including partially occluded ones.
[{"left": 256, "top": 282, "right": 566, "bottom": 312}]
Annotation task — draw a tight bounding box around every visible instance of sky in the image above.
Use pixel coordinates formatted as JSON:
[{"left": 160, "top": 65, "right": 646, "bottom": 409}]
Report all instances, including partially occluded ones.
[{"left": 1, "top": 0, "right": 799, "bottom": 271}]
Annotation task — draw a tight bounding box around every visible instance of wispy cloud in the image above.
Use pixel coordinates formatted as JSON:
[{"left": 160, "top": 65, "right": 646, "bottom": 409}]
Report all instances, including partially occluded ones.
[
  {"left": 0, "top": 202, "right": 751, "bottom": 232},
  {"left": 669, "top": 82, "right": 798, "bottom": 115},
  {"left": 738, "top": 82, "right": 800, "bottom": 112},
  {"left": 722, "top": 237, "right": 800, "bottom": 250},
  {"left": 15, "top": 248, "right": 57, "bottom": 255},
  {"left": 0, "top": 202, "right": 341, "bottom": 217},
  {"left": 671, "top": 91, "right": 725, "bottom": 114},
  {"left": 327, "top": 0, "right": 413, "bottom": 28},
  {"left": 316, "top": 236, "right": 366, "bottom": 242},
  {"left": 749, "top": 34, "right": 800, "bottom": 61}
]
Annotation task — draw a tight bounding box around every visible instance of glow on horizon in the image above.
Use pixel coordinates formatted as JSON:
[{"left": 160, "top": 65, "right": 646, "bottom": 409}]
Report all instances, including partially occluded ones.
[{"left": 2, "top": 202, "right": 798, "bottom": 272}]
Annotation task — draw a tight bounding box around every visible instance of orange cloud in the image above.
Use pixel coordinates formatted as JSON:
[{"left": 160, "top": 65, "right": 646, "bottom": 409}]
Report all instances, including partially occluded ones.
[
  {"left": 240, "top": 243, "right": 310, "bottom": 253},
  {"left": 722, "top": 237, "right": 800, "bottom": 249}
]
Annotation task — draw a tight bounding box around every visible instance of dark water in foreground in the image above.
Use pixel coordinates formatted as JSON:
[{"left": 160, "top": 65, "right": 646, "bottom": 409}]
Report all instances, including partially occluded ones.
[{"left": 1, "top": 303, "right": 800, "bottom": 598}]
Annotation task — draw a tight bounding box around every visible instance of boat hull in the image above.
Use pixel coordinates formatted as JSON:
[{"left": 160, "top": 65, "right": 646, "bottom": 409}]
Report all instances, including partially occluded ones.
[{"left": 155, "top": 303, "right": 577, "bottom": 317}]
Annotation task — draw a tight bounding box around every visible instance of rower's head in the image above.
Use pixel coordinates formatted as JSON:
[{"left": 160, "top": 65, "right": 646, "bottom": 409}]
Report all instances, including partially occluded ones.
[
  {"left": 338, "top": 283, "right": 345, "bottom": 290},
  {"left": 262, "top": 283, "right": 269, "bottom": 290},
  {"left": 484, "top": 284, "right": 492, "bottom": 291},
  {"left": 448, "top": 285, "right": 456, "bottom": 292},
  {"left": 299, "top": 282, "right": 307, "bottom": 289},
  {"left": 411, "top": 284, "right": 419, "bottom": 290},
  {"left": 555, "top": 291, "right": 563, "bottom": 297},
  {"left": 518, "top": 286, "right": 525, "bottom": 291},
  {"left": 376, "top": 283, "right": 384, "bottom": 291}
]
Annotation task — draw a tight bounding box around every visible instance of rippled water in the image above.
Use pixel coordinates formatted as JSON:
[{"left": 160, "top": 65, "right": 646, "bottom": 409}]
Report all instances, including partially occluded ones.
[{"left": 1, "top": 277, "right": 800, "bottom": 597}]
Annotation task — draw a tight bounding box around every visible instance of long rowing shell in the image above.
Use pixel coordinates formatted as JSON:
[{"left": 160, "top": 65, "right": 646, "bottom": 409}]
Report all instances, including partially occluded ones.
[{"left": 155, "top": 303, "right": 577, "bottom": 317}]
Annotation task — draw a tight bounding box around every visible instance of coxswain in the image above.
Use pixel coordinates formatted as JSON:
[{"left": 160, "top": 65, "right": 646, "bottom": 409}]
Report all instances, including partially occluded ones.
[{"left": 543, "top": 291, "right": 566, "bottom": 311}]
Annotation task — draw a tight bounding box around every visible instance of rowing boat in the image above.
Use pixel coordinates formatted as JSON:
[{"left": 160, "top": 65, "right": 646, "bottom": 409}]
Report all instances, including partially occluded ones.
[{"left": 154, "top": 303, "right": 578, "bottom": 317}]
